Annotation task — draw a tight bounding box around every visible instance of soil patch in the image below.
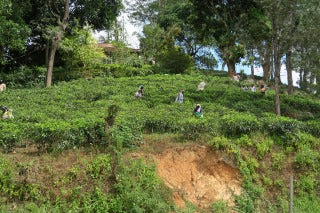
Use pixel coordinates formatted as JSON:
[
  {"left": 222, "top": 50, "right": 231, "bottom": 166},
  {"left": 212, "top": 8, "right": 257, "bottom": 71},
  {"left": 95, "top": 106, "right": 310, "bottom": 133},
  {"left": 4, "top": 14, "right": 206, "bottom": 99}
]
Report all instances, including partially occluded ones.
[{"left": 153, "top": 145, "right": 242, "bottom": 209}]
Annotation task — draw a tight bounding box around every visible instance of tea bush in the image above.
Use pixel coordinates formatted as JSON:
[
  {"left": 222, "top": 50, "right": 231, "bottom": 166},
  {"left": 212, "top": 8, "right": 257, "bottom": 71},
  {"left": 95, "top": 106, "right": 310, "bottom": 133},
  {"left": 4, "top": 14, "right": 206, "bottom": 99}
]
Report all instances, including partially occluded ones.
[
  {"left": 0, "top": 74, "right": 319, "bottom": 151},
  {"left": 221, "top": 113, "right": 260, "bottom": 135},
  {"left": 261, "top": 114, "right": 303, "bottom": 135},
  {"left": 0, "top": 73, "right": 319, "bottom": 211}
]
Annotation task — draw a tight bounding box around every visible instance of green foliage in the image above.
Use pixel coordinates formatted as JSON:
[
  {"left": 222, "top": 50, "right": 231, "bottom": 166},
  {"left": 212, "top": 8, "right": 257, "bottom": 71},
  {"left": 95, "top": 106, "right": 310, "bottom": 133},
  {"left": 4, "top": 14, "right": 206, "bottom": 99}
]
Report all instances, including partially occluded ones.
[
  {"left": 112, "top": 159, "right": 173, "bottom": 212},
  {"left": 108, "top": 42, "right": 146, "bottom": 67},
  {"left": 0, "top": 0, "right": 30, "bottom": 65},
  {"left": 0, "top": 157, "right": 41, "bottom": 202},
  {"left": 221, "top": 113, "right": 260, "bottom": 136},
  {"left": 294, "top": 195, "right": 320, "bottom": 213},
  {"left": 262, "top": 114, "right": 302, "bottom": 135},
  {"left": 0, "top": 66, "right": 46, "bottom": 88},
  {"left": 208, "top": 136, "right": 230, "bottom": 150},
  {"left": 295, "top": 145, "right": 319, "bottom": 170},
  {"left": 0, "top": 122, "right": 24, "bottom": 151},
  {"left": 256, "top": 138, "right": 274, "bottom": 159},
  {"left": 211, "top": 200, "right": 229, "bottom": 213},
  {"left": 271, "top": 152, "right": 285, "bottom": 170},
  {"left": 0, "top": 74, "right": 318, "bottom": 211},
  {"left": 0, "top": 74, "right": 319, "bottom": 153},
  {"left": 86, "top": 154, "right": 112, "bottom": 179},
  {"left": 234, "top": 192, "right": 255, "bottom": 213},
  {"left": 237, "top": 134, "right": 254, "bottom": 147},
  {"left": 157, "top": 47, "right": 193, "bottom": 74},
  {"left": 61, "top": 26, "right": 107, "bottom": 78},
  {"left": 103, "top": 64, "right": 154, "bottom": 78},
  {"left": 297, "top": 174, "right": 315, "bottom": 194}
]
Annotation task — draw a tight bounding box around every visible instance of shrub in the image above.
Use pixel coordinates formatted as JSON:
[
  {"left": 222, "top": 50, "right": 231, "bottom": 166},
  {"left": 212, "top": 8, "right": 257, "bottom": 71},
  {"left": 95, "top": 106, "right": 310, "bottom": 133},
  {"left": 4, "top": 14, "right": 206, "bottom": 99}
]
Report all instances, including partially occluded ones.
[
  {"left": 295, "top": 145, "right": 319, "bottom": 169},
  {"left": 111, "top": 159, "right": 172, "bottom": 212},
  {"left": 234, "top": 192, "right": 255, "bottom": 213},
  {"left": 221, "top": 113, "right": 260, "bottom": 135},
  {"left": 297, "top": 174, "right": 315, "bottom": 194},
  {"left": 0, "top": 122, "right": 24, "bottom": 151},
  {"left": 208, "top": 136, "right": 231, "bottom": 150},
  {"left": 261, "top": 114, "right": 303, "bottom": 135},
  {"left": 87, "top": 154, "right": 112, "bottom": 179},
  {"left": 0, "top": 66, "right": 46, "bottom": 88},
  {"left": 271, "top": 152, "right": 285, "bottom": 170},
  {"left": 294, "top": 195, "right": 320, "bottom": 213},
  {"left": 282, "top": 95, "right": 320, "bottom": 113},
  {"left": 305, "top": 120, "right": 320, "bottom": 136},
  {"left": 211, "top": 200, "right": 229, "bottom": 213},
  {"left": 256, "top": 138, "right": 274, "bottom": 159},
  {"left": 237, "top": 134, "right": 254, "bottom": 147},
  {"left": 157, "top": 47, "right": 193, "bottom": 74}
]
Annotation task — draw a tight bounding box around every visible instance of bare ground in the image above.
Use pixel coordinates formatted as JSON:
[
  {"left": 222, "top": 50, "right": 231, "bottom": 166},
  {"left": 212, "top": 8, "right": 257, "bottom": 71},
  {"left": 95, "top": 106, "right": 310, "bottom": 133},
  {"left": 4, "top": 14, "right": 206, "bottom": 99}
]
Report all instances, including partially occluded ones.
[{"left": 152, "top": 145, "right": 242, "bottom": 209}]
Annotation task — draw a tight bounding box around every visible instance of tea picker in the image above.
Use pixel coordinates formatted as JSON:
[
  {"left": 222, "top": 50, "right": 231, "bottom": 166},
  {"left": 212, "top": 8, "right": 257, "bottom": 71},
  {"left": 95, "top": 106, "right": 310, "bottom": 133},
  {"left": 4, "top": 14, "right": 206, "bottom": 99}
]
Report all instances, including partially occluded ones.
[
  {"left": 1, "top": 106, "right": 14, "bottom": 119},
  {"left": 193, "top": 104, "right": 203, "bottom": 118},
  {"left": 134, "top": 85, "right": 144, "bottom": 99},
  {"left": 175, "top": 90, "right": 184, "bottom": 104}
]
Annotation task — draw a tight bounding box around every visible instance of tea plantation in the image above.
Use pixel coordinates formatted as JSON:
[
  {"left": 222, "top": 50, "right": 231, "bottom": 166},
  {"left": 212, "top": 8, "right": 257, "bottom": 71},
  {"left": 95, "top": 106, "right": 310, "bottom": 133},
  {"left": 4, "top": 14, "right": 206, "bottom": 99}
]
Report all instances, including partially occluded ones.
[{"left": 0, "top": 74, "right": 319, "bottom": 212}]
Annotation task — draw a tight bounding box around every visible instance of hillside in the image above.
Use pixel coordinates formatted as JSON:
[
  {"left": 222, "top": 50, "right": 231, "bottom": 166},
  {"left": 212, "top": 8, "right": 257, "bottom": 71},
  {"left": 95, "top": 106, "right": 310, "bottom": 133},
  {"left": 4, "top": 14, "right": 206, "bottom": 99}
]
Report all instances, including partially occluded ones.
[{"left": 0, "top": 74, "right": 319, "bottom": 212}]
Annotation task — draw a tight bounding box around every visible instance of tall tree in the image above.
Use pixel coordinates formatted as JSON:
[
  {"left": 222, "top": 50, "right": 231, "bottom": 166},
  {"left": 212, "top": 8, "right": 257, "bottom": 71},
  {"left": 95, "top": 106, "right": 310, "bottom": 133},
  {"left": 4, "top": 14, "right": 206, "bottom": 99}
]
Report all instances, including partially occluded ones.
[
  {"left": 44, "top": 0, "right": 122, "bottom": 87},
  {"left": 128, "top": 0, "right": 211, "bottom": 68},
  {"left": 239, "top": 5, "right": 272, "bottom": 82},
  {"left": 189, "top": 0, "right": 260, "bottom": 76},
  {"left": 0, "top": 0, "right": 30, "bottom": 65},
  {"left": 13, "top": 0, "right": 122, "bottom": 87},
  {"left": 257, "top": 0, "right": 306, "bottom": 115},
  {"left": 45, "top": 0, "right": 70, "bottom": 87},
  {"left": 293, "top": 0, "right": 320, "bottom": 94}
]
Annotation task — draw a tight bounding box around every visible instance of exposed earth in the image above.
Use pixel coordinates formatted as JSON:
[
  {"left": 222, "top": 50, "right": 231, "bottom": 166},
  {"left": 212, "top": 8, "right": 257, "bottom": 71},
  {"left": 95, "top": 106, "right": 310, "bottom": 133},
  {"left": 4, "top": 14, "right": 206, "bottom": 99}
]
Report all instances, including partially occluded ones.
[{"left": 153, "top": 145, "right": 242, "bottom": 208}]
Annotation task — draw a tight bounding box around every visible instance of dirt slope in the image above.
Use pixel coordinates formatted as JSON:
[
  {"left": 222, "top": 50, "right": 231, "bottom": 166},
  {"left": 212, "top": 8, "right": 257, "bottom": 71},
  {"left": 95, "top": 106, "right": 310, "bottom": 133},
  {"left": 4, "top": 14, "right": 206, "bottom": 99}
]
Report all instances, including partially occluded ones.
[{"left": 153, "top": 145, "right": 242, "bottom": 208}]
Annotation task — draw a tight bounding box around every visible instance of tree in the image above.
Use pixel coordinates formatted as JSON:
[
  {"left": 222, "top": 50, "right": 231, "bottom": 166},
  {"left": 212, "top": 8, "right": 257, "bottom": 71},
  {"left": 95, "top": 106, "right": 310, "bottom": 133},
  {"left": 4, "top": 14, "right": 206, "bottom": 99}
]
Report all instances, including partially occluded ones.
[
  {"left": 16, "top": 0, "right": 122, "bottom": 87},
  {"left": 157, "top": 46, "right": 193, "bottom": 74},
  {"left": 128, "top": 0, "right": 213, "bottom": 69},
  {"left": 292, "top": 0, "right": 320, "bottom": 94},
  {"left": 238, "top": 5, "right": 272, "bottom": 82},
  {"left": 189, "top": 0, "right": 260, "bottom": 76},
  {"left": 257, "top": 0, "right": 299, "bottom": 115},
  {"left": 45, "top": 0, "right": 70, "bottom": 87},
  {"left": 0, "top": 0, "right": 30, "bottom": 65},
  {"left": 61, "top": 25, "right": 106, "bottom": 78}
]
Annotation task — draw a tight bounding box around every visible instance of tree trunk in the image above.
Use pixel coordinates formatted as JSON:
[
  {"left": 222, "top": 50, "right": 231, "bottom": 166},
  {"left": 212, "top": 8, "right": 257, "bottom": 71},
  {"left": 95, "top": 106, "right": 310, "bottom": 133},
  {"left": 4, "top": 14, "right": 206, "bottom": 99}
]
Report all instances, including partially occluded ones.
[
  {"left": 45, "top": 0, "right": 70, "bottom": 87},
  {"left": 262, "top": 62, "right": 271, "bottom": 84},
  {"left": 45, "top": 41, "right": 49, "bottom": 68},
  {"left": 310, "top": 70, "right": 316, "bottom": 94},
  {"left": 270, "top": 53, "right": 275, "bottom": 81},
  {"left": 299, "top": 69, "right": 303, "bottom": 89},
  {"left": 286, "top": 50, "right": 293, "bottom": 94},
  {"left": 316, "top": 71, "right": 320, "bottom": 95},
  {"left": 46, "top": 38, "right": 59, "bottom": 87},
  {"left": 273, "top": 45, "right": 281, "bottom": 116},
  {"left": 227, "top": 61, "right": 236, "bottom": 77},
  {"left": 251, "top": 63, "right": 254, "bottom": 79},
  {"left": 302, "top": 69, "right": 308, "bottom": 91},
  {"left": 274, "top": 59, "right": 281, "bottom": 115},
  {"left": 222, "top": 62, "right": 226, "bottom": 71}
]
